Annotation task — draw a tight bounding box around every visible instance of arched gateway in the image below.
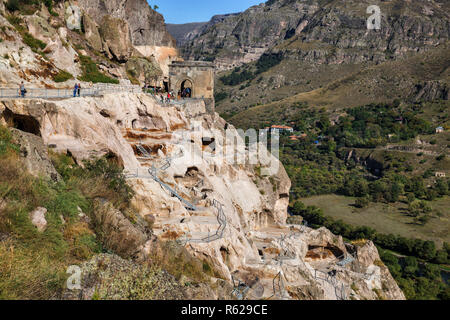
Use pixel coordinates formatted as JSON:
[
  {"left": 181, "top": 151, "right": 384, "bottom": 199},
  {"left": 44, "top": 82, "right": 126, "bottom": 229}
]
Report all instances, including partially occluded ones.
[{"left": 169, "top": 61, "right": 215, "bottom": 113}]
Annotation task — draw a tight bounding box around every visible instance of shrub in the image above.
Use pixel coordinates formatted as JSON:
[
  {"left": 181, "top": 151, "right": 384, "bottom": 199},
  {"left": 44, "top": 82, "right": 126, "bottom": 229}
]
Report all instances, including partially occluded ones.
[
  {"left": 6, "top": 0, "right": 20, "bottom": 12},
  {"left": 22, "top": 32, "right": 46, "bottom": 51},
  {"left": 78, "top": 55, "right": 119, "bottom": 84},
  {"left": 355, "top": 197, "right": 370, "bottom": 208},
  {"left": 53, "top": 70, "right": 73, "bottom": 83}
]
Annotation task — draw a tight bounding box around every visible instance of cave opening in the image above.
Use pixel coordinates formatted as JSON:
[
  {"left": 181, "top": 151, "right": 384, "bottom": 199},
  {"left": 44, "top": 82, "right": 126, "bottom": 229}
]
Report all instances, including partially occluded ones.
[{"left": 3, "top": 108, "right": 41, "bottom": 136}]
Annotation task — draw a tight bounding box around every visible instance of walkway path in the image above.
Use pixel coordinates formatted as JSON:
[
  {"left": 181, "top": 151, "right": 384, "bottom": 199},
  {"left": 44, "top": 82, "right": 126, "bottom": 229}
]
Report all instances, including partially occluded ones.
[{"left": 0, "top": 84, "right": 142, "bottom": 99}]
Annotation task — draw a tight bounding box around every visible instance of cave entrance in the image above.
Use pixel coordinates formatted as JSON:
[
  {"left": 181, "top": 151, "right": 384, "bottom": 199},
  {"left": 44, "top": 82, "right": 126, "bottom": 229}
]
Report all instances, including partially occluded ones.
[
  {"left": 3, "top": 108, "right": 41, "bottom": 136},
  {"left": 180, "top": 79, "right": 193, "bottom": 98}
]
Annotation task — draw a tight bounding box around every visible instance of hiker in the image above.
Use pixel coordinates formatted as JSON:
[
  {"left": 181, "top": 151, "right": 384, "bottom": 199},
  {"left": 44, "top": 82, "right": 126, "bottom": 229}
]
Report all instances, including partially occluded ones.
[
  {"left": 73, "top": 83, "right": 78, "bottom": 97},
  {"left": 77, "top": 83, "right": 81, "bottom": 97},
  {"left": 19, "top": 81, "right": 26, "bottom": 98}
]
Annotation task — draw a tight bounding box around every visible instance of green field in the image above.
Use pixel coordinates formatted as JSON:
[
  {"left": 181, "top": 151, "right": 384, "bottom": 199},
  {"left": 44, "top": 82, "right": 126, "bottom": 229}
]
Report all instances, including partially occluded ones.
[{"left": 302, "top": 194, "right": 450, "bottom": 247}]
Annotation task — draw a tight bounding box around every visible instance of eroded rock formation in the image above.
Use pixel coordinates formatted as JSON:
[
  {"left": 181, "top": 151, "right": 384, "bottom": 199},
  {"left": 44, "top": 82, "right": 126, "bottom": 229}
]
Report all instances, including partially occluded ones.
[{"left": 0, "top": 93, "right": 405, "bottom": 300}]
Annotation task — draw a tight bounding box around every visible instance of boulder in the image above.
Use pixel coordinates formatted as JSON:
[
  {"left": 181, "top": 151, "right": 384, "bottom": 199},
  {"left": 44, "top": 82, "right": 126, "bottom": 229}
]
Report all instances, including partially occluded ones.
[
  {"left": 10, "top": 128, "right": 62, "bottom": 182},
  {"left": 82, "top": 13, "right": 103, "bottom": 52},
  {"left": 99, "top": 15, "right": 133, "bottom": 62},
  {"left": 29, "top": 207, "right": 48, "bottom": 232},
  {"left": 125, "top": 57, "right": 163, "bottom": 83}
]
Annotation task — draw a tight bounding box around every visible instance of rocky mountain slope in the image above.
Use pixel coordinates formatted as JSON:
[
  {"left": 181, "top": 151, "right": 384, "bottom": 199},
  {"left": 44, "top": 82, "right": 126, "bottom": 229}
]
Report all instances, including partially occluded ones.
[
  {"left": 0, "top": 0, "right": 177, "bottom": 87},
  {"left": 0, "top": 0, "right": 406, "bottom": 300},
  {"left": 179, "top": 0, "right": 450, "bottom": 122},
  {"left": 167, "top": 13, "right": 240, "bottom": 47},
  {"left": 0, "top": 92, "right": 405, "bottom": 300},
  {"left": 181, "top": 0, "right": 450, "bottom": 70}
]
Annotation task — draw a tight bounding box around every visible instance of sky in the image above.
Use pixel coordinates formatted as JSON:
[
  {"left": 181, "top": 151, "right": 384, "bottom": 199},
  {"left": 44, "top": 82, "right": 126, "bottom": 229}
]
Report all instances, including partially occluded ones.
[{"left": 148, "top": 0, "right": 266, "bottom": 24}]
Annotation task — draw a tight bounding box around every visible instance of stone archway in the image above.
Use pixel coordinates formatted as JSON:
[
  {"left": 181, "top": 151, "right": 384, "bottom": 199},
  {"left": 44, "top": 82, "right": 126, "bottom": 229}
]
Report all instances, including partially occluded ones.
[{"left": 177, "top": 78, "right": 194, "bottom": 98}]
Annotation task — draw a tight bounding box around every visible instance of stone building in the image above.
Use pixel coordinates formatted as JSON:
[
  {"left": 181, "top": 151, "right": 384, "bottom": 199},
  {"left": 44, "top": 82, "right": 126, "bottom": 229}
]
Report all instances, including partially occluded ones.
[{"left": 169, "top": 61, "right": 215, "bottom": 113}]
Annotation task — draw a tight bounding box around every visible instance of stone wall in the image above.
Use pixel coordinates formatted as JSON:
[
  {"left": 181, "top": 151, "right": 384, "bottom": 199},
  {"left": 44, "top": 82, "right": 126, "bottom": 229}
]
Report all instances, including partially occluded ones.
[{"left": 169, "top": 61, "right": 215, "bottom": 113}]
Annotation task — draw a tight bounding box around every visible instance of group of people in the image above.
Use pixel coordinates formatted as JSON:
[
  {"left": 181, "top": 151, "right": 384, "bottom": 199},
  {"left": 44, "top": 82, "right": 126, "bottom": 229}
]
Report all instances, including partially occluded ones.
[
  {"left": 142, "top": 83, "right": 193, "bottom": 104},
  {"left": 18, "top": 81, "right": 82, "bottom": 98},
  {"left": 73, "top": 83, "right": 82, "bottom": 97}
]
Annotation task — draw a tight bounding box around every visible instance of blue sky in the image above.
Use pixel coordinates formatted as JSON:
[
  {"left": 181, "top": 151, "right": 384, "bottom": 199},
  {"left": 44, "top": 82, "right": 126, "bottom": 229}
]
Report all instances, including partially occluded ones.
[{"left": 148, "top": 0, "right": 266, "bottom": 24}]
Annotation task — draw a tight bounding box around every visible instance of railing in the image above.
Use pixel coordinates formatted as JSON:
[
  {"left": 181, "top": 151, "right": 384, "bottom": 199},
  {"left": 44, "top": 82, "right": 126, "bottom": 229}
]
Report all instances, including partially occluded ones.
[
  {"left": 336, "top": 253, "right": 355, "bottom": 267},
  {"left": 0, "top": 84, "right": 142, "bottom": 99},
  {"left": 272, "top": 272, "right": 286, "bottom": 299},
  {"left": 231, "top": 275, "right": 250, "bottom": 300},
  {"left": 314, "top": 269, "right": 348, "bottom": 300},
  {"left": 127, "top": 145, "right": 228, "bottom": 244},
  {"left": 145, "top": 93, "right": 205, "bottom": 106}
]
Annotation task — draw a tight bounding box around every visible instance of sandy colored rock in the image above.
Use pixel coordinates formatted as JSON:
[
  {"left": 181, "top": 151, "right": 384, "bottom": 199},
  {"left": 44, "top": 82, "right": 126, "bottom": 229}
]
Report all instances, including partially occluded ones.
[{"left": 29, "top": 207, "right": 48, "bottom": 232}]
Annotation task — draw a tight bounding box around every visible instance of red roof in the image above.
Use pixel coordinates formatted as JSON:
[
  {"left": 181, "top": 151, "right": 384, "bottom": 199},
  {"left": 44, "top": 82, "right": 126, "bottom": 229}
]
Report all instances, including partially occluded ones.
[{"left": 271, "top": 125, "right": 293, "bottom": 130}]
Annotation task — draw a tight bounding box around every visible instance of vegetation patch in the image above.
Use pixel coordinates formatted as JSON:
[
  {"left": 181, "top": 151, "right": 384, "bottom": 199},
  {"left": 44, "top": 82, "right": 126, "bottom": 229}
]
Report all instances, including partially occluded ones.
[
  {"left": 52, "top": 69, "right": 73, "bottom": 83},
  {"left": 78, "top": 55, "right": 119, "bottom": 84}
]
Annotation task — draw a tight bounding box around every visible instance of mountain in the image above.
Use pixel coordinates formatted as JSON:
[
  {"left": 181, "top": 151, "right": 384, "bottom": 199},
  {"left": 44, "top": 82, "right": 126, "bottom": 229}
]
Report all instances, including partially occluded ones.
[
  {"left": 176, "top": 0, "right": 449, "bottom": 122},
  {"left": 0, "top": 0, "right": 408, "bottom": 301},
  {"left": 180, "top": 0, "right": 450, "bottom": 71},
  {"left": 166, "top": 22, "right": 207, "bottom": 47},
  {"left": 167, "top": 13, "right": 240, "bottom": 47}
]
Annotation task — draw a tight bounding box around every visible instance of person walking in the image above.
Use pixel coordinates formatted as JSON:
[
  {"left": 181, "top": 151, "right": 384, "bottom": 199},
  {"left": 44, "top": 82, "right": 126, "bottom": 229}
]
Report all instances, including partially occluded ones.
[
  {"left": 73, "top": 83, "right": 78, "bottom": 97},
  {"left": 19, "top": 81, "right": 26, "bottom": 98},
  {"left": 77, "top": 83, "right": 81, "bottom": 97}
]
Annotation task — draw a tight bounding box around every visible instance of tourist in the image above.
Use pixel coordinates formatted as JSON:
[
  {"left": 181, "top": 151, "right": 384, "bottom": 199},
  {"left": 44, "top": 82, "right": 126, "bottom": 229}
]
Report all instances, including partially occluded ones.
[
  {"left": 73, "top": 83, "right": 78, "bottom": 97},
  {"left": 77, "top": 83, "right": 81, "bottom": 97},
  {"left": 19, "top": 81, "right": 26, "bottom": 98}
]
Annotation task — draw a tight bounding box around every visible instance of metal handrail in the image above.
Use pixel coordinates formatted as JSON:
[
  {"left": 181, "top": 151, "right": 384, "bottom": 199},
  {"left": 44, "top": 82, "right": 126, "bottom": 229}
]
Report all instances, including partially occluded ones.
[
  {"left": 134, "top": 149, "right": 227, "bottom": 245},
  {"left": 0, "top": 84, "right": 142, "bottom": 99}
]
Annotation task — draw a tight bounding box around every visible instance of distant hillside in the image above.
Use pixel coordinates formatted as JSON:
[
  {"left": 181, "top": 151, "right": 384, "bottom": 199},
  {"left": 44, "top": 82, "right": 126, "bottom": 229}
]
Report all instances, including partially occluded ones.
[
  {"left": 166, "top": 22, "right": 207, "bottom": 47},
  {"left": 167, "top": 13, "right": 240, "bottom": 47}
]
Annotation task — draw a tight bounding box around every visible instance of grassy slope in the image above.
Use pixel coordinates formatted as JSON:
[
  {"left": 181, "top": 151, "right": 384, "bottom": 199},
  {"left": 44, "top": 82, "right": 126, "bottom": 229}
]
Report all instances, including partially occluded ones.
[
  {"left": 0, "top": 126, "right": 215, "bottom": 299},
  {"left": 302, "top": 194, "right": 450, "bottom": 246},
  {"left": 220, "top": 44, "right": 449, "bottom": 129}
]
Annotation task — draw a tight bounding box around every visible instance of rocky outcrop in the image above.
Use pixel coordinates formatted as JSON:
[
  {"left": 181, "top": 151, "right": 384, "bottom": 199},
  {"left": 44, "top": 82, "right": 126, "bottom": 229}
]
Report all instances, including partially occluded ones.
[
  {"left": 98, "top": 16, "right": 133, "bottom": 62},
  {"left": 413, "top": 80, "right": 449, "bottom": 102},
  {"left": 0, "top": 92, "right": 404, "bottom": 300},
  {"left": 9, "top": 128, "right": 61, "bottom": 182},
  {"left": 77, "top": 0, "right": 176, "bottom": 48},
  {"left": 125, "top": 57, "right": 163, "bottom": 83},
  {"left": 62, "top": 253, "right": 186, "bottom": 300},
  {"left": 167, "top": 13, "right": 240, "bottom": 47},
  {"left": 181, "top": 0, "right": 450, "bottom": 70},
  {"left": 29, "top": 207, "right": 48, "bottom": 232},
  {"left": 92, "top": 199, "right": 152, "bottom": 261}
]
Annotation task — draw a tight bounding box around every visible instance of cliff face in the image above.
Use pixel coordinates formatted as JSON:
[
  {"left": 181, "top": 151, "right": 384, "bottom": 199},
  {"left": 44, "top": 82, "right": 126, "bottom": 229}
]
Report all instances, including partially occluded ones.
[
  {"left": 167, "top": 13, "right": 240, "bottom": 47},
  {"left": 77, "top": 0, "right": 176, "bottom": 47},
  {"left": 0, "top": 1, "right": 177, "bottom": 86},
  {"left": 0, "top": 93, "right": 405, "bottom": 300},
  {"left": 181, "top": 0, "right": 450, "bottom": 70}
]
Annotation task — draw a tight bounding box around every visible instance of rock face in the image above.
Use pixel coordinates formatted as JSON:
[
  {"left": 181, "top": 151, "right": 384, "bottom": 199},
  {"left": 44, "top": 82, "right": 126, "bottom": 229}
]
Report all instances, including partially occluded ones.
[
  {"left": 29, "top": 207, "right": 48, "bottom": 232},
  {"left": 9, "top": 128, "right": 61, "bottom": 182},
  {"left": 181, "top": 0, "right": 450, "bottom": 70},
  {"left": 0, "top": 93, "right": 405, "bottom": 300},
  {"left": 77, "top": 0, "right": 176, "bottom": 48},
  {"left": 98, "top": 15, "right": 134, "bottom": 62},
  {"left": 62, "top": 253, "right": 186, "bottom": 300},
  {"left": 167, "top": 13, "right": 240, "bottom": 47}
]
